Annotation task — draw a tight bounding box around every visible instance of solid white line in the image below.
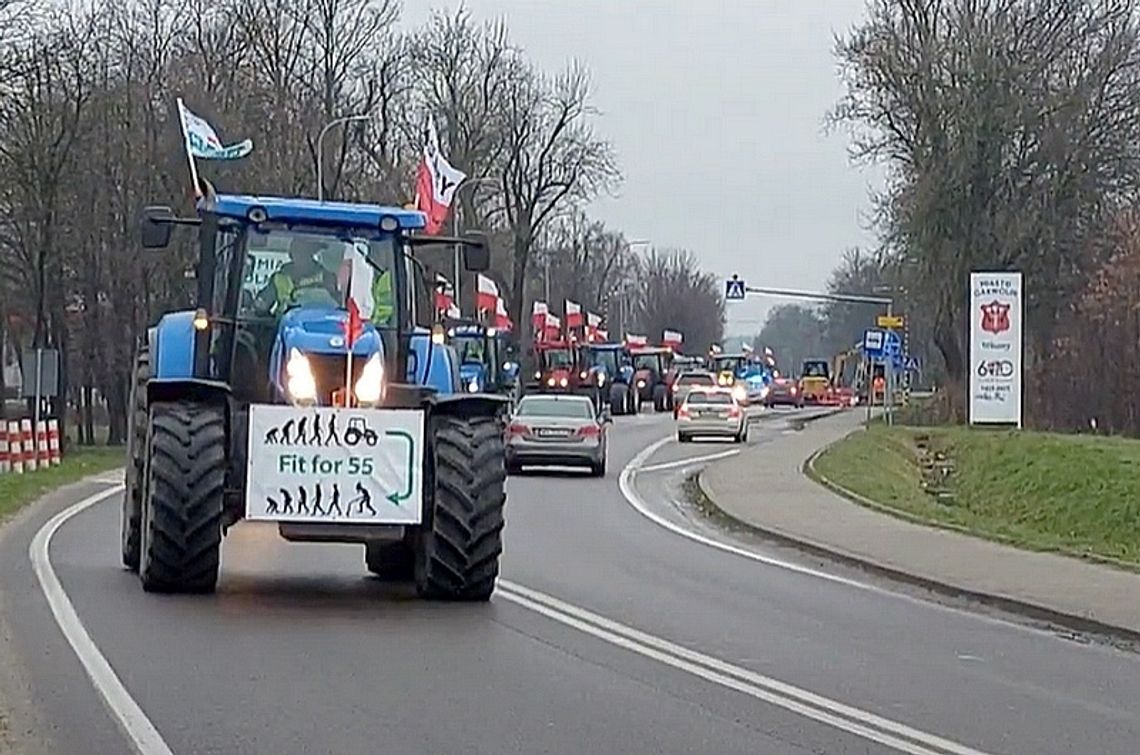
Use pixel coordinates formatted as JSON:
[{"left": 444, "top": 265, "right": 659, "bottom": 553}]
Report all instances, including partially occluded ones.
[
  {"left": 619, "top": 436, "right": 889, "bottom": 594},
  {"left": 636, "top": 448, "right": 741, "bottom": 473},
  {"left": 498, "top": 581, "right": 993, "bottom": 755},
  {"left": 29, "top": 484, "right": 174, "bottom": 755}
]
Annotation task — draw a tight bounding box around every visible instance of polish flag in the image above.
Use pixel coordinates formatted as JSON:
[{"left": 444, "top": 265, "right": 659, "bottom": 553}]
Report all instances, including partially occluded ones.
[
  {"left": 564, "top": 300, "right": 583, "bottom": 329},
  {"left": 435, "top": 273, "right": 457, "bottom": 317},
  {"left": 494, "top": 297, "right": 513, "bottom": 331},
  {"left": 662, "top": 329, "right": 683, "bottom": 349},
  {"left": 586, "top": 311, "right": 602, "bottom": 341},
  {"left": 626, "top": 334, "right": 648, "bottom": 347},
  {"left": 596, "top": 329, "right": 609, "bottom": 342},
  {"left": 476, "top": 274, "right": 499, "bottom": 313},
  {"left": 531, "top": 301, "right": 549, "bottom": 332},
  {"left": 414, "top": 116, "right": 467, "bottom": 235},
  {"left": 341, "top": 246, "right": 374, "bottom": 348},
  {"left": 543, "top": 313, "right": 562, "bottom": 341}
]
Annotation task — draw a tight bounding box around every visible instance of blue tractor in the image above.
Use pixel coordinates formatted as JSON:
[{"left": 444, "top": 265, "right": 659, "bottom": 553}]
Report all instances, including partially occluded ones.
[
  {"left": 445, "top": 320, "right": 520, "bottom": 400},
  {"left": 578, "top": 342, "right": 638, "bottom": 415},
  {"left": 121, "top": 186, "right": 508, "bottom": 601}
]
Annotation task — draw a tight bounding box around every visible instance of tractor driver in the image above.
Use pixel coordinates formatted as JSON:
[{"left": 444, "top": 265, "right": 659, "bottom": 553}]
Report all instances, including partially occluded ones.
[{"left": 253, "top": 237, "right": 339, "bottom": 316}]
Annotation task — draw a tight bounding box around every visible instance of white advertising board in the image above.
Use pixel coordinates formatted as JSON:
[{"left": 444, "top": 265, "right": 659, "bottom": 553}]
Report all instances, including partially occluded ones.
[
  {"left": 968, "top": 272, "right": 1023, "bottom": 427},
  {"left": 246, "top": 405, "right": 425, "bottom": 524}
]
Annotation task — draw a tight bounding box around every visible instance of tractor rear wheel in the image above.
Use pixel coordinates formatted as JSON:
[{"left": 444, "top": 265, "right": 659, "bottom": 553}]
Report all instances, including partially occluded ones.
[
  {"left": 365, "top": 539, "right": 415, "bottom": 581},
  {"left": 609, "top": 383, "right": 628, "bottom": 416},
  {"left": 139, "top": 401, "right": 226, "bottom": 594},
  {"left": 652, "top": 384, "right": 667, "bottom": 412},
  {"left": 416, "top": 414, "right": 506, "bottom": 601},
  {"left": 121, "top": 347, "right": 149, "bottom": 571}
]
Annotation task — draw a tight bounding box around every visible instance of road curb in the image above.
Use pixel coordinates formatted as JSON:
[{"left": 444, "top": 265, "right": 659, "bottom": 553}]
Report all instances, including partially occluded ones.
[{"left": 694, "top": 428, "right": 1140, "bottom": 644}]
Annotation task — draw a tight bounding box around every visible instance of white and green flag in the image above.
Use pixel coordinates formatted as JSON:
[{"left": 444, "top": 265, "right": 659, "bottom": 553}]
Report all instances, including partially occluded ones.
[{"left": 176, "top": 98, "right": 253, "bottom": 160}]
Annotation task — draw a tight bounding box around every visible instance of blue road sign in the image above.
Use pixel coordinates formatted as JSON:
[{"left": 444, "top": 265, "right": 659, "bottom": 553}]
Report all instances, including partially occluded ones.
[
  {"left": 862, "top": 329, "right": 885, "bottom": 356},
  {"left": 725, "top": 277, "right": 746, "bottom": 301},
  {"left": 906, "top": 356, "right": 921, "bottom": 372}
]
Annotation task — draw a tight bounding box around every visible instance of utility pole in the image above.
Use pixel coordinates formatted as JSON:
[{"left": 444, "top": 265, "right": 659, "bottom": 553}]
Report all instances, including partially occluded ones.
[{"left": 316, "top": 114, "right": 370, "bottom": 202}]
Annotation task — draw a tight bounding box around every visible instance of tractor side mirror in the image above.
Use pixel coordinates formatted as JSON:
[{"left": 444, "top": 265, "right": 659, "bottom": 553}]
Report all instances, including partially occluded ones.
[
  {"left": 462, "top": 232, "right": 490, "bottom": 272},
  {"left": 140, "top": 205, "right": 175, "bottom": 249}
]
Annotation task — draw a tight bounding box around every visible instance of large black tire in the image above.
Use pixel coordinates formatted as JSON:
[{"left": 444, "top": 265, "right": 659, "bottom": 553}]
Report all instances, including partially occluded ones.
[
  {"left": 121, "top": 348, "right": 150, "bottom": 570},
  {"left": 139, "top": 401, "right": 226, "bottom": 594},
  {"left": 415, "top": 414, "right": 505, "bottom": 601},
  {"left": 652, "top": 384, "right": 667, "bottom": 412},
  {"left": 366, "top": 539, "right": 415, "bottom": 581},
  {"left": 609, "top": 383, "right": 628, "bottom": 416}
]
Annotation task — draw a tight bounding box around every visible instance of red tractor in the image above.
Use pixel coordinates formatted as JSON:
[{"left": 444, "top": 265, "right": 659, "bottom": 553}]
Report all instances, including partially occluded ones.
[
  {"left": 630, "top": 346, "right": 675, "bottom": 412},
  {"left": 525, "top": 339, "right": 583, "bottom": 395}
]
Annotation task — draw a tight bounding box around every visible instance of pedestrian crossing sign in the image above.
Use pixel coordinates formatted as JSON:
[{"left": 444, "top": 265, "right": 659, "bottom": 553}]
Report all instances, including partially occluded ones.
[{"left": 725, "top": 276, "right": 746, "bottom": 301}]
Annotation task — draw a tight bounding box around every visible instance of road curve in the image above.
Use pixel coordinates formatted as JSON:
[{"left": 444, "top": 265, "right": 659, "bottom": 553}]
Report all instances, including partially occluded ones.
[{"left": 1, "top": 409, "right": 1140, "bottom": 754}]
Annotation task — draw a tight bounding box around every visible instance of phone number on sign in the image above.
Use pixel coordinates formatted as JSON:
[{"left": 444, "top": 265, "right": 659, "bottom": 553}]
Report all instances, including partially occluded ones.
[{"left": 278, "top": 454, "right": 375, "bottom": 476}]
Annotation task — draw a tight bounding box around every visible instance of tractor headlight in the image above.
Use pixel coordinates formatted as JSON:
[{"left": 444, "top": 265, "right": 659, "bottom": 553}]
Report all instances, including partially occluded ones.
[
  {"left": 286, "top": 348, "right": 317, "bottom": 403},
  {"left": 547, "top": 377, "right": 556, "bottom": 387},
  {"left": 580, "top": 370, "right": 588, "bottom": 380},
  {"left": 559, "top": 377, "right": 569, "bottom": 388},
  {"left": 354, "top": 353, "right": 385, "bottom": 405},
  {"left": 535, "top": 371, "right": 542, "bottom": 380},
  {"left": 636, "top": 379, "right": 646, "bottom": 389},
  {"left": 596, "top": 372, "right": 606, "bottom": 386},
  {"left": 732, "top": 384, "right": 747, "bottom": 402},
  {"left": 467, "top": 379, "right": 479, "bottom": 393}
]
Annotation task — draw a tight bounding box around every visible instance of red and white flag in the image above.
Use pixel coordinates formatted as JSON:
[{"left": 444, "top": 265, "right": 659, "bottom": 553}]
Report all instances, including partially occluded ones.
[
  {"left": 662, "top": 329, "right": 683, "bottom": 349},
  {"left": 341, "top": 245, "right": 375, "bottom": 347},
  {"left": 434, "top": 273, "right": 459, "bottom": 318},
  {"left": 543, "top": 313, "right": 562, "bottom": 341},
  {"left": 476, "top": 273, "right": 499, "bottom": 313},
  {"left": 626, "top": 333, "right": 648, "bottom": 347},
  {"left": 531, "top": 301, "right": 549, "bottom": 332},
  {"left": 586, "top": 312, "right": 603, "bottom": 341},
  {"left": 596, "top": 329, "right": 609, "bottom": 342},
  {"left": 494, "top": 297, "right": 513, "bottom": 331},
  {"left": 414, "top": 116, "right": 467, "bottom": 235},
  {"left": 564, "top": 300, "right": 583, "bottom": 329}
]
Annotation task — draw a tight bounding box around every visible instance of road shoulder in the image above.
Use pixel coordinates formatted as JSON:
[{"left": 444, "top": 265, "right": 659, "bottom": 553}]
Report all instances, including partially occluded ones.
[{"left": 697, "top": 411, "right": 1140, "bottom": 639}]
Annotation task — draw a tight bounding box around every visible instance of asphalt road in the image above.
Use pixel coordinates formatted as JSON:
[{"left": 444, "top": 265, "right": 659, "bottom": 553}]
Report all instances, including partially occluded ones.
[{"left": 2, "top": 407, "right": 1140, "bottom": 754}]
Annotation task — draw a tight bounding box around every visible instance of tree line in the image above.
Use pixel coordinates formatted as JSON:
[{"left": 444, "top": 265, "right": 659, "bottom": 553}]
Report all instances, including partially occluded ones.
[
  {"left": 0, "top": 0, "right": 725, "bottom": 443},
  {"left": 761, "top": 0, "right": 1140, "bottom": 435}
]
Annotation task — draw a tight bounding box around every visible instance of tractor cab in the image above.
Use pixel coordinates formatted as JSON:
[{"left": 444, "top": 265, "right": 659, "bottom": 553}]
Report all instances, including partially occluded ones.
[
  {"left": 123, "top": 188, "right": 509, "bottom": 602},
  {"left": 445, "top": 320, "right": 519, "bottom": 396},
  {"left": 798, "top": 359, "right": 832, "bottom": 404},
  {"left": 578, "top": 342, "right": 637, "bottom": 414},
  {"left": 529, "top": 339, "right": 579, "bottom": 392}
]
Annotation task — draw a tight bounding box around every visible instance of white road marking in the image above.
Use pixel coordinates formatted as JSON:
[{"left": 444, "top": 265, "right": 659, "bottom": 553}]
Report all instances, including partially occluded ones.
[
  {"left": 619, "top": 436, "right": 890, "bottom": 594},
  {"left": 29, "top": 484, "right": 174, "bottom": 755},
  {"left": 498, "top": 581, "right": 994, "bottom": 755},
  {"left": 635, "top": 448, "right": 741, "bottom": 473}
]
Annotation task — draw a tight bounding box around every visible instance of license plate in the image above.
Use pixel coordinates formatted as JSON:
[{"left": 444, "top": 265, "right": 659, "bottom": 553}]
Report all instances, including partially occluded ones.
[{"left": 537, "top": 428, "right": 571, "bottom": 437}]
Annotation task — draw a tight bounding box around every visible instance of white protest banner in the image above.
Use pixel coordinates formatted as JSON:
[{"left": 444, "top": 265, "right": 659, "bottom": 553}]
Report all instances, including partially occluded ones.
[
  {"left": 246, "top": 406, "right": 424, "bottom": 524},
  {"left": 968, "top": 272, "right": 1023, "bottom": 427}
]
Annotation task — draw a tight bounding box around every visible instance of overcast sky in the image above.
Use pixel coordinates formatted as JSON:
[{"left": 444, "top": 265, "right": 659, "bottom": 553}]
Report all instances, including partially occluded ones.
[{"left": 401, "top": 0, "right": 883, "bottom": 335}]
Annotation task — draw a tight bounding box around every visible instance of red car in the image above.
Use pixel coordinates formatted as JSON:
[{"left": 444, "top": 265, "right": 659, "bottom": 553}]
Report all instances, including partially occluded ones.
[{"left": 764, "top": 377, "right": 802, "bottom": 408}]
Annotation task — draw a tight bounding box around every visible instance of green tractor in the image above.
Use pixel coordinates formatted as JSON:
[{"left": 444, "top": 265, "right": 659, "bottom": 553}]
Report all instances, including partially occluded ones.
[{"left": 121, "top": 186, "right": 508, "bottom": 600}]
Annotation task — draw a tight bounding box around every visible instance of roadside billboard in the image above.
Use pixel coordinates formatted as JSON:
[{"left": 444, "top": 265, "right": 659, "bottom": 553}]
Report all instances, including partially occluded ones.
[{"left": 968, "top": 272, "right": 1022, "bottom": 427}]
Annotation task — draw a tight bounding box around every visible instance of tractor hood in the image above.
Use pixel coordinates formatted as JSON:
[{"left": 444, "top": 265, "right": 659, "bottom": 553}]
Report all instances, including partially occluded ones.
[
  {"left": 459, "top": 362, "right": 487, "bottom": 390},
  {"left": 277, "top": 307, "right": 383, "bottom": 357}
]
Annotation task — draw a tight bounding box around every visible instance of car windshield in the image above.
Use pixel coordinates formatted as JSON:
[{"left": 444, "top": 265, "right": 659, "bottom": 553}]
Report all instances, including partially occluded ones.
[
  {"left": 678, "top": 373, "right": 714, "bottom": 386},
  {"left": 583, "top": 348, "right": 619, "bottom": 373},
  {"left": 515, "top": 398, "right": 594, "bottom": 419},
  {"left": 240, "top": 227, "right": 397, "bottom": 319},
  {"left": 541, "top": 348, "right": 574, "bottom": 368},
  {"left": 687, "top": 391, "right": 732, "bottom": 405}
]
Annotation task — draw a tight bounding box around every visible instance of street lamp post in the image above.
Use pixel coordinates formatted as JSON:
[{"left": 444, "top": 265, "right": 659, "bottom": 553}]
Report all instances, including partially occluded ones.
[{"left": 317, "top": 114, "right": 371, "bottom": 202}]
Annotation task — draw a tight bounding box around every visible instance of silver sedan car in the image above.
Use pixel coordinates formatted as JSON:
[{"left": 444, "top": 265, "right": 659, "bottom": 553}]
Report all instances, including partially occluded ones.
[
  {"left": 676, "top": 387, "right": 748, "bottom": 443},
  {"left": 505, "top": 394, "right": 610, "bottom": 476}
]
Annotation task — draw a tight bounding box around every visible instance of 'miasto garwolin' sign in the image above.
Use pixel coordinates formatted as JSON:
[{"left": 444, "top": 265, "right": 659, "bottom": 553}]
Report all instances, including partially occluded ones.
[{"left": 968, "top": 272, "right": 1023, "bottom": 427}]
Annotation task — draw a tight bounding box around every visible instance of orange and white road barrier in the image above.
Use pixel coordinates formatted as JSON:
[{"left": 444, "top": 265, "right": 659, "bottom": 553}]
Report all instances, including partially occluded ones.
[
  {"left": 47, "top": 419, "right": 61, "bottom": 466},
  {"left": 35, "top": 421, "right": 49, "bottom": 468},
  {"left": 21, "top": 419, "right": 36, "bottom": 471},
  {"left": 0, "top": 422, "right": 10, "bottom": 473},
  {"left": 7, "top": 421, "right": 23, "bottom": 473}
]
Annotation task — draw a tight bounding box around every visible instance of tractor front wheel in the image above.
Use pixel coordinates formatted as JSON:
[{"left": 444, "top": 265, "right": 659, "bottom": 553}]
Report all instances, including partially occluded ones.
[
  {"left": 138, "top": 401, "right": 226, "bottom": 594},
  {"left": 121, "top": 347, "right": 150, "bottom": 571},
  {"left": 609, "top": 383, "right": 628, "bottom": 416},
  {"left": 415, "top": 414, "right": 506, "bottom": 601},
  {"left": 652, "top": 384, "right": 667, "bottom": 412}
]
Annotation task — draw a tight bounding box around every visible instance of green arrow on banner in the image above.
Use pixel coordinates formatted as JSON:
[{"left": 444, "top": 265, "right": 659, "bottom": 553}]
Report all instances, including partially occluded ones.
[{"left": 385, "top": 430, "right": 415, "bottom": 504}]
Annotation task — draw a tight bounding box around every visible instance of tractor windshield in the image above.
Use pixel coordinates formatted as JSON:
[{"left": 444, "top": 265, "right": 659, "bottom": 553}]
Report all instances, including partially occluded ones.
[
  {"left": 452, "top": 334, "right": 487, "bottom": 365},
  {"left": 632, "top": 353, "right": 664, "bottom": 375},
  {"left": 240, "top": 227, "right": 397, "bottom": 326},
  {"left": 713, "top": 356, "right": 744, "bottom": 374},
  {"left": 541, "top": 348, "right": 574, "bottom": 369},
  {"left": 583, "top": 348, "right": 619, "bottom": 375}
]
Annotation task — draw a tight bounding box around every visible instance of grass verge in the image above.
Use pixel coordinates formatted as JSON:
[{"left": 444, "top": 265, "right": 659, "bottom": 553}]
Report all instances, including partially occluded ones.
[
  {"left": 812, "top": 425, "right": 1140, "bottom": 569},
  {"left": 0, "top": 447, "right": 124, "bottom": 522}
]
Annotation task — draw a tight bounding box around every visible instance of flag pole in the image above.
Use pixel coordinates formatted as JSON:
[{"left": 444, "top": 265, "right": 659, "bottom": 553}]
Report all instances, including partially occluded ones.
[{"left": 175, "top": 98, "right": 202, "bottom": 200}]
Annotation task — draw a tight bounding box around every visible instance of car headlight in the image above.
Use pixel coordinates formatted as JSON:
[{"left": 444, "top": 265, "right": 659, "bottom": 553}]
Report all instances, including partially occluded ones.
[
  {"left": 286, "top": 348, "right": 317, "bottom": 403},
  {"left": 467, "top": 379, "right": 479, "bottom": 393},
  {"left": 354, "top": 353, "right": 384, "bottom": 404},
  {"left": 732, "top": 384, "right": 747, "bottom": 402}
]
